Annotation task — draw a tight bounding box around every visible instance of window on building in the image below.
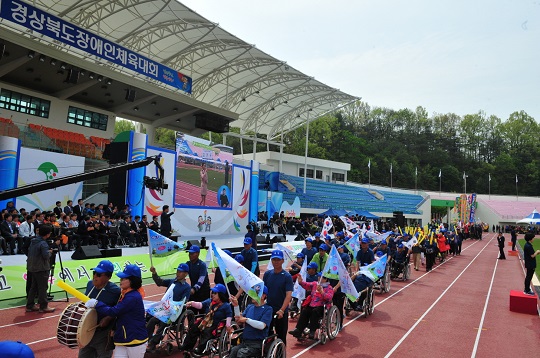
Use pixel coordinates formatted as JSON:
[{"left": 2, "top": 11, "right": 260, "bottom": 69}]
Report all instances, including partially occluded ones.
[
  {"left": 299, "top": 168, "right": 304, "bottom": 177},
  {"left": 67, "top": 106, "right": 108, "bottom": 131},
  {"left": 306, "top": 169, "right": 314, "bottom": 178},
  {"left": 0, "top": 89, "right": 50, "bottom": 118},
  {"left": 316, "top": 170, "right": 323, "bottom": 179},
  {"left": 332, "top": 172, "right": 345, "bottom": 182}
]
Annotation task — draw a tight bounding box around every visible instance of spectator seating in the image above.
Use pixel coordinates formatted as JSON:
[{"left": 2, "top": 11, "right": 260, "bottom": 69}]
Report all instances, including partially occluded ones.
[
  {"left": 259, "top": 170, "right": 424, "bottom": 214},
  {"left": 0, "top": 117, "right": 20, "bottom": 138}
]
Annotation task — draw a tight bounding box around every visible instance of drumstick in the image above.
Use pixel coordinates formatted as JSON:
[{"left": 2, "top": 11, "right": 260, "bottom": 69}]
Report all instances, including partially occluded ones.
[
  {"left": 87, "top": 324, "right": 101, "bottom": 332},
  {"left": 57, "top": 281, "right": 90, "bottom": 303}
]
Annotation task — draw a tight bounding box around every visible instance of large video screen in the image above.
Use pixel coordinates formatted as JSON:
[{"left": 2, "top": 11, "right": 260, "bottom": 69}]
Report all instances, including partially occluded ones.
[{"left": 175, "top": 133, "right": 234, "bottom": 208}]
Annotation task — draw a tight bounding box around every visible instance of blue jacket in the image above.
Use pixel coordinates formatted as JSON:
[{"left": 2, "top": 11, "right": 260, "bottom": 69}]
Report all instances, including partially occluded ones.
[
  {"left": 152, "top": 274, "right": 191, "bottom": 302},
  {"left": 95, "top": 290, "right": 148, "bottom": 346}
]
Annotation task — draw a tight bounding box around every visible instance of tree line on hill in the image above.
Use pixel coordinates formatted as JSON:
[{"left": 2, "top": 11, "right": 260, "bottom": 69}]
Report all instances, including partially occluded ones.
[{"left": 116, "top": 100, "right": 540, "bottom": 196}]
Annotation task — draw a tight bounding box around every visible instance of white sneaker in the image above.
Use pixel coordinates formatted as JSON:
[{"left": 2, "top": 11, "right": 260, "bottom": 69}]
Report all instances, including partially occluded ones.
[{"left": 523, "top": 291, "right": 536, "bottom": 296}]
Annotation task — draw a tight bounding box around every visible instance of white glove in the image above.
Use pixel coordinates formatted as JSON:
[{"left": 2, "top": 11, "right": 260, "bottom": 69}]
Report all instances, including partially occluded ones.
[{"left": 85, "top": 299, "right": 98, "bottom": 308}]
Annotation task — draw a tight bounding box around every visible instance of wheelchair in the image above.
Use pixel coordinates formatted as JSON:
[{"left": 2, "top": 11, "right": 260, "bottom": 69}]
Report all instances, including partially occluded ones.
[
  {"left": 389, "top": 258, "right": 410, "bottom": 281},
  {"left": 175, "top": 309, "right": 235, "bottom": 358},
  {"left": 344, "top": 285, "right": 374, "bottom": 317},
  {"left": 227, "top": 329, "right": 286, "bottom": 358},
  {"left": 373, "top": 263, "right": 391, "bottom": 294},
  {"left": 293, "top": 304, "right": 340, "bottom": 345}
]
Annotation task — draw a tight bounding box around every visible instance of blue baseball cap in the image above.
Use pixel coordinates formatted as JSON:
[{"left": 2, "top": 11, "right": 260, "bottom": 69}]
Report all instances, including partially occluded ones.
[
  {"left": 243, "top": 237, "right": 252, "bottom": 245},
  {"left": 263, "top": 286, "right": 269, "bottom": 295},
  {"left": 398, "top": 244, "right": 404, "bottom": 249},
  {"left": 314, "top": 232, "right": 321, "bottom": 237},
  {"left": 361, "top": 238, "right": 370, "bottom": 244},
  {"left": 296, "top": 253, "right": 305, "bottom": 259},
  {"left": 177, "top": 263, "right": 189, "bottom": 272},
  {"left": 211, "top": 284, "right": 227, "bottom": 294},
  {"left": 307, "top": 262, "right": 318, "bottom": 270},
  {"left": 338, "top": 245, "right": 345, "bottom": 250},
  {"left": 188, "top": 245, "right": 200, "bottom": 253},
  {"left": 380, "top": 240, "right": 387, "bottom": 245},
  {"left": 235, "top": 254, "right": 244, "bottom": 263},
  {"left": 376, "top": 251, "right": 384, "bottom": 257},
  {"left": 319, "top": 244, "right": 329, "bottom": 251},
  {"left": 337, "top": 231, "right": 344, "bottom": 237},
  {"left": 117, "top": 264, "right": 142, "bottom": 278},
  {"left": 223, "top": 250, "right": 233, "bottom": 257},
  {"left": 305, "top": 237, "right": 313, "bottom": 242},
  {"left": 0, "top": 341, "right": 34, "bottom": 358},
  {"left": 270, "top": 250, "right": 284, "bottom": 260},
  {"left": 92, "top": 260, "right": 114, "bottom": 274},
  {"left": 325, "top": 235, "right": 332, "bottom": 241}
]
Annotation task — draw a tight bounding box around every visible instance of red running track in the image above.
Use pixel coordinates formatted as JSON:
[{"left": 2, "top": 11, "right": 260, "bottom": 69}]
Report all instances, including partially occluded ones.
[
  {"left": 1, "top": 236, "right": 539, "bottom": 357},
  {"left": 175, "top": 180, "right": 218, "bottom": 207}
]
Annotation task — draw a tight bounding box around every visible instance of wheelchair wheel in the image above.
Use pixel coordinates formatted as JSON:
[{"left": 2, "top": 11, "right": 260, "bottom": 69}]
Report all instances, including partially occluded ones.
[
  {"left": 384, "top": 270, "right": 391, "bottom": 292},
  {"left": 326, "top": 305, "right": 340, "bottom": 340},
  {"left": 403, "top": 264, "right": 410, "bottom": 280},
  {"left": 366, "top": 289, "right": 374, "bottom": 315},
  {"left": 344, "top": 299, "right": 352, "bottom": 317},
  {"left": 239, "top": 293, "right": 250, "bottom": 312},
  {"left": 320, "top": 332, "right": 328, "bottom": 345},
  {"left": 176, "top": 309, "right": 195, "bottom": 349},
  {"left": 266, "top": 338, "right": 286, "bottom": 358},
  {"left": 218, "top": 322, "right": 238, "bottom": 358}
]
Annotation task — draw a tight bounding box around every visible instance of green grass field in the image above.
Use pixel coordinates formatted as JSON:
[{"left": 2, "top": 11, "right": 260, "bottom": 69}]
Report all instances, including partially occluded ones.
[
  {"left": 518, "top": 238, "right": 540, "bottom": 279},
  {"left": 176, "top": 166, "right": 226, "bottom": 193}
]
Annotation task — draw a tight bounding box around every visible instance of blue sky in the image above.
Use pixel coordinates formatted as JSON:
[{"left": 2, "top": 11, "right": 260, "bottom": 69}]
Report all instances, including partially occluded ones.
[{"left": 181, "top": 0, "right": 540, "bottom": 121}]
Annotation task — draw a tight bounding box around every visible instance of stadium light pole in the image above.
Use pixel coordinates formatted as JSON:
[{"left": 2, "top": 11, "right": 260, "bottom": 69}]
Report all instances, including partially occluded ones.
[{"left": 303, "top": 110, "right": 312, "bottom": 194}]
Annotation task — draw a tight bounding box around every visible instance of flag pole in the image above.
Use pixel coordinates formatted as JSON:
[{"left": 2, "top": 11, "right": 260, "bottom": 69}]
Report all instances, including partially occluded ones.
[{"left": 147, "top": 228, "right": 153, "bottom": 267}]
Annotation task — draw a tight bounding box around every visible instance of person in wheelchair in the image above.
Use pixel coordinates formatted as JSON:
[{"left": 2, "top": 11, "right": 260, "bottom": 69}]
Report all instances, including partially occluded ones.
[
  {"left": 179, "top": 284, "right": 233, "bottom": 355},
  {"left": 289, "top": 262, "right": 319, "bottom": 314},
  {"left": 391, "top": 244, "right": 408, "bottom": 278},
  {"left": 229, "top": 286, "right": 273, "bottom": 358},
  {"left": 147, "top": 263, "right": 191, "bottom": 352},
  {"left": 288, "top": 273, "right": 334, "bottom": 340}
]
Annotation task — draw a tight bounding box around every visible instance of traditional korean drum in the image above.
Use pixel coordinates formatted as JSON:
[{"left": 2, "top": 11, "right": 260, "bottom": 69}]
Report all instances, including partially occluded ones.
[{"left": 57, "top": 302, "right": 97, "bottom": 348}]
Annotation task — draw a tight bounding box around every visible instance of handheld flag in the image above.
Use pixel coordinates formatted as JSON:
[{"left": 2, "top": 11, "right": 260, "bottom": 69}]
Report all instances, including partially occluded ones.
[
  {"left": 340, "top": 216, "right": 359, "bottom": 232},
  {"left": 148, "top": 228, "right": 184, "bottom": 258},
  {"left": 291, "top": 258, "right": 307, "bottom": 309},
  {"left": 438, "top": 169, "right": 441, "bottom": 178},
  {"left": 360, "top": 254, "right": 388, "bottom": 282},
  {"left": 368, "top": 159, "right": 371, "bottom": 168},
  {"left": 403, "top": 236, "right": 418, "bottom": 250},
  {"left": 322, "top": 216, "right": 333, "bottom": 237},
  {"left": 344, "top": 232, "right": 360, "bottom": 263},
  {"left": 321, "top": 245, "right": 358, "bottom": 301},
  {"left": 211, "top": 243, "right": 264, "bottom": 304},
  {"left": 145, "top": 284, "right": 186, "bottom": 324}
]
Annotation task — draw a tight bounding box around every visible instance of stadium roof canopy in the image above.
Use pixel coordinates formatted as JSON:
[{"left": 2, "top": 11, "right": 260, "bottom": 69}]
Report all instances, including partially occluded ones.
[{"left": 0, "top": 0, "right": 359, "bottom": 139}]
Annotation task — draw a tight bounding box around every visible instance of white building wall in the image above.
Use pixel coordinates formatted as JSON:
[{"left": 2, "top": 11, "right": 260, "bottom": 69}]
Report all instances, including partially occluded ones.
[{"left": 0, "top": 81, "right": 116, "bottom": 139}]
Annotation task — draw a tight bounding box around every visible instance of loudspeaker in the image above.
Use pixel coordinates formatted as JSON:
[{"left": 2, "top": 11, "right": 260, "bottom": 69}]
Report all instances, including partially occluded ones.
[
  {"left": 101, "top": 248, "right": 122, "bottom": 258},
  {"left": 186, "top": 240, "right": 201, "bottom": 250},
  {"left": 125, "top": 89, "right": 136, "bottom": 102},
  {"left": 71, "top": 245, "right": 102, "bottom": 260},
  {"left": 256, "top": 235, "right": 267, "bottom": 244},
  {"left": 66, "top": 69, "right": 79, "bottom": 84},
  {"left": 393, "top": 211, "right": 405, "bottom": 228}
]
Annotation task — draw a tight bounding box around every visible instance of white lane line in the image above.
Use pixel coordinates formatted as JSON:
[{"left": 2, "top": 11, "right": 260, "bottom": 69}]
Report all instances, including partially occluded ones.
[
  {"left": 384, "top": 237, "right": 495, "bottom": 358},
  {"left": 471, "top": 257, "right": 499, "bottom": 357},
  {"left": 291, "top": 240, "right": 482, "bottom": 358},
  {"left": 26, "top": 336, "right": 56, "bottom": 345}
]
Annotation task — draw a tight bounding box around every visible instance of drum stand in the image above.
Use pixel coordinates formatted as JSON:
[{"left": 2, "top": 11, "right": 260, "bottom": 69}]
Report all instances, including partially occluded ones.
[{"left": 48, "top": 249, "right": 69, "bottom": 302}]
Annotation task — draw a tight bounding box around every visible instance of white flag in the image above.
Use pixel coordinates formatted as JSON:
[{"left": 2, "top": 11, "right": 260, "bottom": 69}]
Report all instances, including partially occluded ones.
[
  {"left": 489, "top": 173, "right": 491, "bottom": 182},
  {"left": 390, "top": 163, "right": 393, "bottom": 173},
  {"left": 145, "top": 285, "right": 186, "bottom": 324},
  {"left": 463, "top": 171, "right": 466, "bottom": 180},
  {"left": 291, "top": 259, "right": 307, "bottom": 308},
  {"left": 368, "top": 159, "right": 371, "bottom": 169},
  {"left": 403, "top": 236, "right": 418, "bottom": 250},
  {"left": 438, "top": 169, "right": 441, "bottom": 178},
  {"left": 415, "top": 167, "right": 418, "bottom": 176},
  {"left": 516, "top": 174, "right": 518, "bottom": 183},
  {"left": 322, "top": 216, "right": 333, "bottom": 237},
  {"left": 340, "top": 216, "right": 359, "bottom": 232}
]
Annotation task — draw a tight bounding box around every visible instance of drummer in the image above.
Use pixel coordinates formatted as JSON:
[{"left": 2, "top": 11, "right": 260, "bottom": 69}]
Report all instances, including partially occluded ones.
[{"left": 79, "top": 260, "right": 120, "bottom": 358}]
